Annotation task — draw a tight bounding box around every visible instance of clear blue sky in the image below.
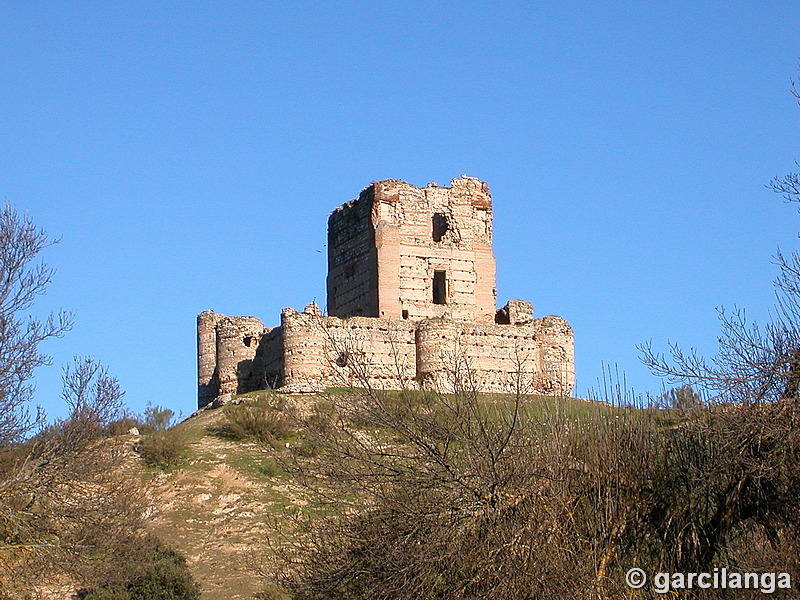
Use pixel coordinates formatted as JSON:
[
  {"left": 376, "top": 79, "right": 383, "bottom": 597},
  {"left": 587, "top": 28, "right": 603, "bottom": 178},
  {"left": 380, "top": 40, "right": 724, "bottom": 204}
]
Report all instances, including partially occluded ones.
[{"left": 2, "top": 1, "right": 799, "bottom": 419}]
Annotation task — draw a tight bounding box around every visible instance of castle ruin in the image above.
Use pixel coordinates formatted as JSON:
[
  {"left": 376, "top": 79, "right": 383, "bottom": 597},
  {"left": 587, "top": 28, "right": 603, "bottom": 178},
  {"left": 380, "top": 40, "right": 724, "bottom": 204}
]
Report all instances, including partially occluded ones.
[{"left": 197, "top": 176, "right": 574, "bottom": 407}]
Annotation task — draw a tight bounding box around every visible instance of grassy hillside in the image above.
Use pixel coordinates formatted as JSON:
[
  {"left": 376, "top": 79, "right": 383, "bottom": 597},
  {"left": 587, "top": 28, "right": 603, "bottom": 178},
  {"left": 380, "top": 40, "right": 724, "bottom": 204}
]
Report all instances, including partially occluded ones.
[
  {"left": 140, "top": 389, "right": 800, "bottom": 600},
  {"left": 143, "top": 400, "right": 301, "bottom": 599},
  {"left": 143, "top": 390, "right": 599, "bottom": 599}
]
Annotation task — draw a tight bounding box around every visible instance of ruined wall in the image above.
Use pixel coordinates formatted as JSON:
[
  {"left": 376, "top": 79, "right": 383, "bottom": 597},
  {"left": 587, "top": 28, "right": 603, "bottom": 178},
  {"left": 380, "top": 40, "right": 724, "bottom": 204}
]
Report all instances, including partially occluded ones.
[
  {"left": 215, "top": 316, "right": 266, "bottom": 396},
  {"left": 199, "top": 306, "right": 574, "bottom": 405},
  {"left": 376, "top": 176, "right": 497, "bottom": 323},
  {"left": 197, "top": 310, "right": 223, "bottom": 408},
  {"left": 327, "top": 187, "right": 378, "bottom": 318},
  {"left": 454, "top": 316, "right": 574, "bottom": 396},
  {"left": 281, "top": 308, "right": 417, "bottom": 393},
  {"left": 278, "top": 308, "right": 574, "bottom": 396},
  {"left": 199, "top": 175, "right": 575, "bottom": 408},
  {"left": 413, "top": 315, "right": 574, "bottom": 395},
  {"left": 259, "top": 326, "right": 284, "bottom": 390},
  {"left": 326, "top": 177, "right": 497, "bottom": 323},
  {"left": 534, "top": 315, "right": 576, "bottom": 396},
  {"left": 197, "top": 312, "right": 284, "bottom": 406},
  {"left": 495, "top": 300, "right": 534, "bottom": 325}
]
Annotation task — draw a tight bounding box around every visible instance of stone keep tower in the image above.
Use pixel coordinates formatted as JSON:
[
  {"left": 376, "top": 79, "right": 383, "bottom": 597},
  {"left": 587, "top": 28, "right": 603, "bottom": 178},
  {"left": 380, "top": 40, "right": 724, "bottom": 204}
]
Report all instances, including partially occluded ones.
[{"left": 327, "top": 176, "right": 497, "bottom": 323}]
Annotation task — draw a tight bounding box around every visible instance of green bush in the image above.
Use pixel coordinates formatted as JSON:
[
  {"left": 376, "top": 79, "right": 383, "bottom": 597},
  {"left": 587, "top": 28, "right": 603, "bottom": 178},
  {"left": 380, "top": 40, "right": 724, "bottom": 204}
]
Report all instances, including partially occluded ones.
[
  {"left": 77, "top": 534, "right": 200, "bottom": 600},
  {"left": 257, "top": 456, "right": 282, "bottom": 477},
  {"left": 140, "top": 403, "right": 178, "bottom": 433},
  {"left": 255, "top": 584, "right": 293, "bottom": 600},
  {"left": 288, "top": 402, "right": 335, "bottom": 458},
  {"left": 137, "top": 428, "right": 187, "bottom": 469},
  {"left": 219, "top": 394, "right": 295, "bottom": 448},
  {"left": 104, "top": 412, "right": 143, "bottom": 437},
  {"left": 104, "top": 404, "right": 179, "bottom": 437}
]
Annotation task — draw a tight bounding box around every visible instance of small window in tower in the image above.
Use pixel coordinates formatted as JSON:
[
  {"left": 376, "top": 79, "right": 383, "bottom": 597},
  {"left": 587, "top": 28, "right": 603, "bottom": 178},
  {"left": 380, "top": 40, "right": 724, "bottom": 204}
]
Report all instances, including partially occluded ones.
[
  {"left": 433, "top": 270, "right": 447, "bottom": 305},
  {"left": 402, "top": 309, "right": 409, "bottom": 320},
  {"left": 432, "top": 213, "right": 450, "bottom": 242},
  {"left": 243, "top": 336, "right": 253, "bottom": 347}
]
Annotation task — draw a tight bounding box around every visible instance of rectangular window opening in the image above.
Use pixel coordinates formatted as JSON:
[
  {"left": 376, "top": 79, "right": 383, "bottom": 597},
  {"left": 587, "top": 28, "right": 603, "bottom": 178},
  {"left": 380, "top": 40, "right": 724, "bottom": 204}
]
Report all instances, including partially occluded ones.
[
  {"left": 433, "top": 270, "right": 447, "bottom": 305},
  {"left": 432, "top": 213, "right": 450, "bottom": 242}
]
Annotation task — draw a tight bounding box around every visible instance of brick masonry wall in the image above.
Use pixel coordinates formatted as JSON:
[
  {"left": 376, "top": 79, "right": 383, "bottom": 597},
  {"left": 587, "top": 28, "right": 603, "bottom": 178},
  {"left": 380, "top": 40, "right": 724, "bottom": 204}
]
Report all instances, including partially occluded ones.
[
  {"left": 279, "top": 309, "right": 574, "bottom": 396},
  {"left": 372, "top": 177, "right": 497, "bottom": 323},
  {"left": 281, "top": 308, "right": 418, "bottom": 393},
  {"left": 198, "top": 307, "right": 574, "bottom": 404},
  {"left": 327, "top": 186, "right": 378, "bottom": 318}
]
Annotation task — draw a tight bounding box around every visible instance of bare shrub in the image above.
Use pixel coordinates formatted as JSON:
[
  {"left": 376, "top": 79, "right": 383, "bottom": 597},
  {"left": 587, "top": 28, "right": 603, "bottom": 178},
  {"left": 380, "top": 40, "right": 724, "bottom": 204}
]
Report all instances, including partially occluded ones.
[
  {"left": 631, "top": 67, "right": 800, "bottom": 584},
  {"left": 274, "top": 375, "right": 654, "bottom": 598},
  {"left": 0, "top": 206, "right": 195, "bottom": 597},
  {"left": 264, "top": 72, "right": 800, "bottom": 599},
  {"left": 275, "top": 374, "right": 800, "bottom": 599},
  {"left": 0, "top": 204, "right": 72, "bottom": 449},
  {"left": 0, "top": 358, "right": 156, "bottom": 596}
]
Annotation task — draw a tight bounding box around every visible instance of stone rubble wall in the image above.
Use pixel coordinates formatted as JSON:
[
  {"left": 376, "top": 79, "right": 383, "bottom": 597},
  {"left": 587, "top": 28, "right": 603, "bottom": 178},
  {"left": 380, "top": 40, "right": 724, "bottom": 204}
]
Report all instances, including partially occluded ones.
[
  {"left": 215, "top": 316, "right": 266, "bottom": 397},
  {"left": 200, "top": 306, "right": 574, "bottom": 403},
  {"left": 281, "top": 308, "right": 418, "bottom": 393},
  {"left": 199, "top": 307, "right": 574, "bottom": 403},
  {"left": 265, "top": 307, "right": 573, "bottom": 397},
  {"left": 326, "top": 186, "right": 378, "bottom": 318},
  {"left": 197, "top": 310, "right": 223, "bottom": 408},
  {"left": 495, "top": 299, "right": 534, "bottom": 325},
  {"left": 197, "top": 312, "right": 284, "bottom": 407},
  {"left": 259, "top": 326, "right": 285, "bottom": 390}
]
